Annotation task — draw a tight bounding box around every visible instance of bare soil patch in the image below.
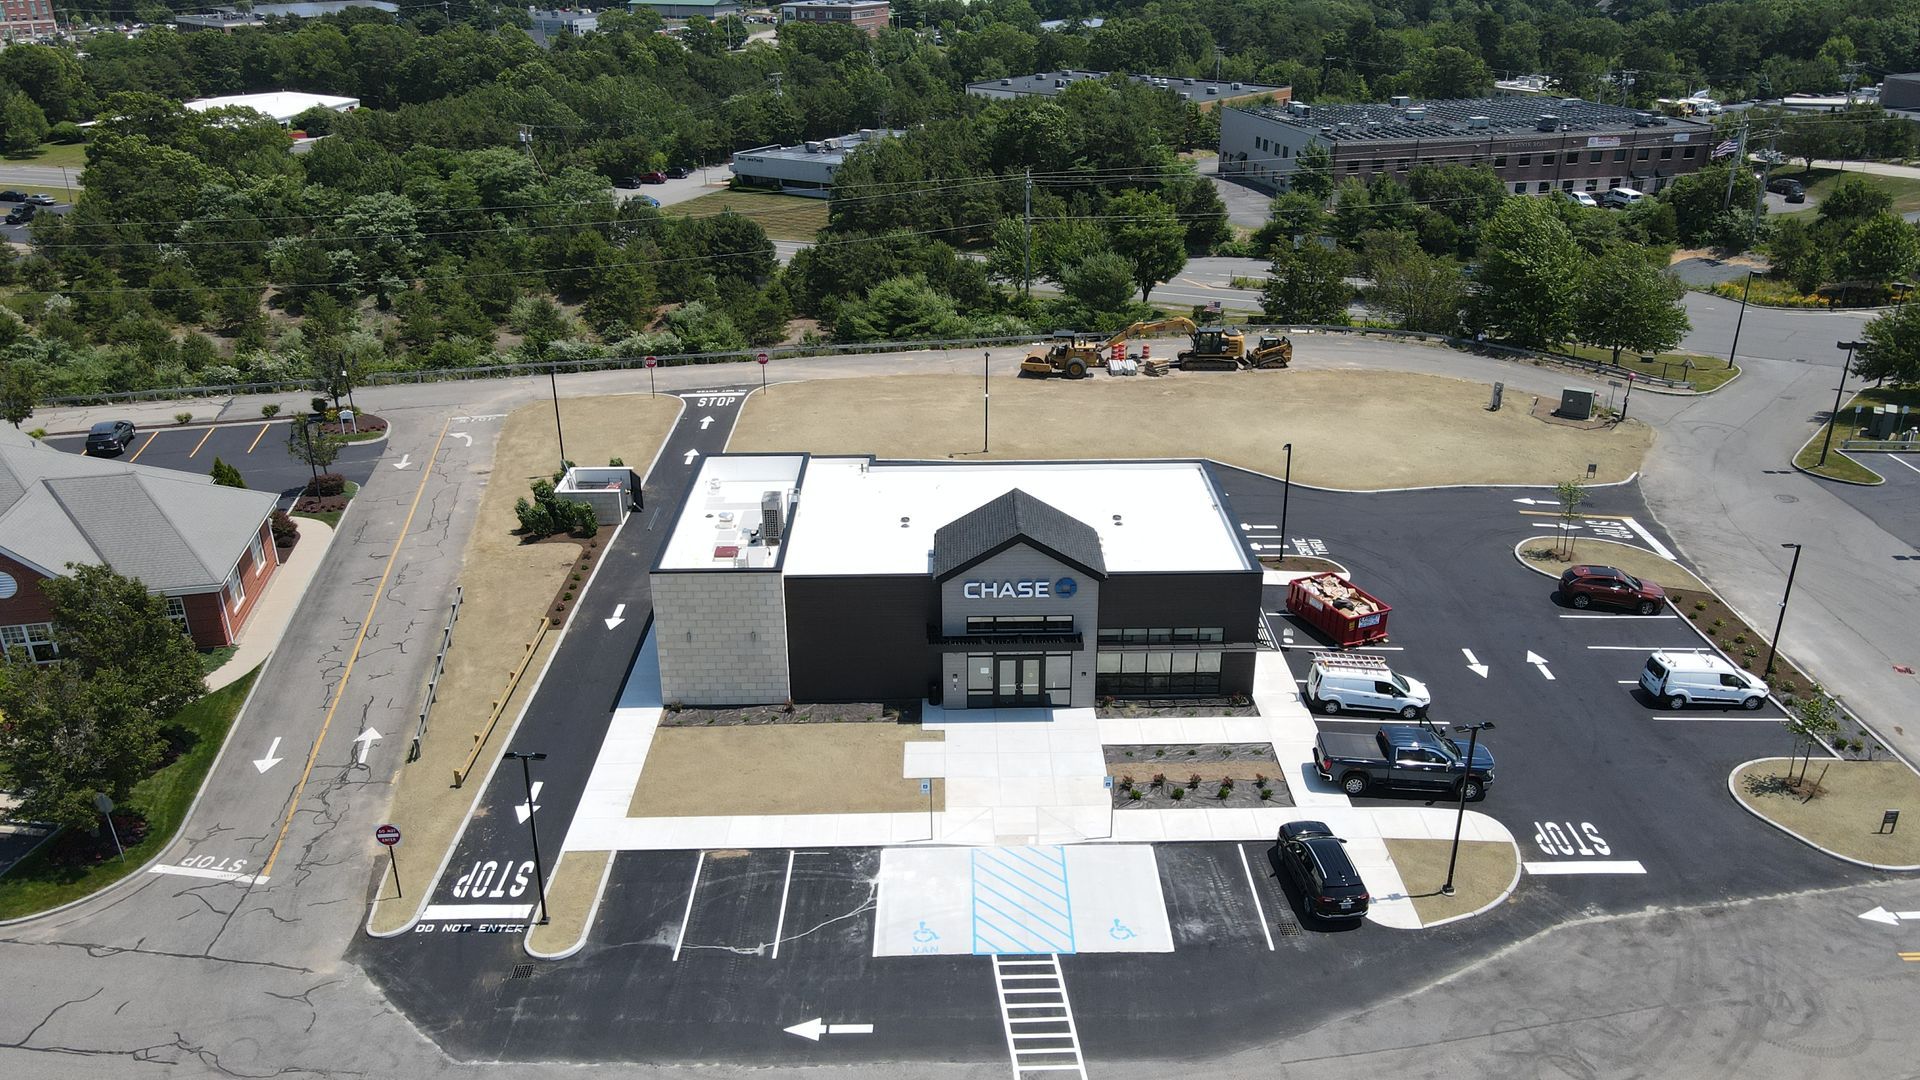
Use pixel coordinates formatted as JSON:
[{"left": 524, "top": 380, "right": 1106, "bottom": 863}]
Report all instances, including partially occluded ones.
[
  {"left": 1384, "top": 838, "right": 1518, "bottom": 924},
  {"left": 1733, "top": 759, "right": 1920, "bottom": 868},
  {"left": 525, "top": 849, "right": 611, "bottom": 958},
  {"left": 731, "top": 371, "right": 1652, "bottom": 488},
  {"left": 628, "top": 724, "right": 944, "bottom": 817},
  {"left": 1259, "top": 555, "right": 1346, "bottom": 574}
]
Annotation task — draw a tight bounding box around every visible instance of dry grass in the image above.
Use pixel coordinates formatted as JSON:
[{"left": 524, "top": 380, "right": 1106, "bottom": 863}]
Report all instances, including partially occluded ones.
[
  {"left": 367, "top": 393, "right": 678, "bottom": 935},
  {"left": 1383, "top": 838, "right": 1518, "bottom": 925},
  {"left": 629, "top": 724, "right": 944, "bottom": 817},
  {"left": 525, "top": 849, "right": 612, "bottom": 957},
  {"left": 659, "top": 190, "right": 829, "bottom": 242},
  {"left": 1734, "top": 759, "right": 1920, "bottom": 868},
  {"left": 732, "top": 371, "right": 1653, "bottom": 488},
  {"left": 1518, "top": 536, "right": 1707, "bottom": 592}
]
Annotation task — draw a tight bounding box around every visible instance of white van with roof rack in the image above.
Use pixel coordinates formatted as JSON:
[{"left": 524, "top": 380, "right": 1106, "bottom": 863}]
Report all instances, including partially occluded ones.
[
  {"left": 1305, "top": 653, "right": 1430, "bottom": 719},
  {"left": 1639, "top": 649, "right": 1768, "bottom": 710}
]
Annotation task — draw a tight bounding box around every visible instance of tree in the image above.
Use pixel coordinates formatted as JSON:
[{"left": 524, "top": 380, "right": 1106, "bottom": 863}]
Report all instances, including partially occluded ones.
[
  {"left": 1059, "top": 251, "right": 1137, "bottom": 319},
  {"left": 0, "top": 89, "right": 49, "bottom": 154},
  {"left": 1574, "top": 254, "right": 1692, "bottom": 365},
  {"left": 836, "top": 275, "right": 967, "bottom": 342},
  {"left": 1554, "top": 476, "right": 1588, "bottom": 560},
  {"left": 1364, "top": 249, "right": 1467, "bottom": 334},
  {"left": 1769, "top": 217, "right": 1828, "bottom": 295},
  {"left": 1857, "top": 301, "right": 1920, "bottom": 385},
  {"left": 1818, "top": 176, "right": 1894, "bottom": 230},
  {"left": 43, "top": 562, "right": 207, "bottom": 719},
  {"left": 1290, "top": 142, "right": 1333, "bottom": 201},
  {"left": 1472, "top": 197, "right": 1582, "bottom": 347},
  {"left": 1262, "top": 241, "right": 1352, "bottom": 325},
  {"left": 1783, "top": 685, "right": 1838, "bottom": 786},
  {"left": 0, "top": 359, "right": 36, "bottom": 428},
  {"left": 1412, "top": 45, "right": 1493, "bottom": 99},
  {"left": 1840, "top": 213, "right": 1919, "bottom": 283},
  {"left": 209, "top": 456, "right": 247, "bottom": 488},
  {"left": 1659, "top": 164, "right": 1760, "bottom": 246},
  {"left": 287, "top": 417, "right": 344, "bottom": 480},
  {"left": 1106, "top": 190, "right": 1187, "bottom": 302},
  {"left": 0, "top": 661, "right": 161, "bottom": 829}
]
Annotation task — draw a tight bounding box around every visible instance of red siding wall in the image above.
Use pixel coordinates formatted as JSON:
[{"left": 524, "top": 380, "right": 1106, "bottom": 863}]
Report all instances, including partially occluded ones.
[
  {"left": 0, "top": 550, "right": 56, "bottom": 628},
  {"left": 215, "top": 518, "right": 280, "bottom": 645}
]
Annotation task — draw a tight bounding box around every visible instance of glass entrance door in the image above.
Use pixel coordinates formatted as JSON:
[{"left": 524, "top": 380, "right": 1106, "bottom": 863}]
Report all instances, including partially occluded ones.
[{"left": 995, "top": 655, "right": 1045, "bottom": 707}]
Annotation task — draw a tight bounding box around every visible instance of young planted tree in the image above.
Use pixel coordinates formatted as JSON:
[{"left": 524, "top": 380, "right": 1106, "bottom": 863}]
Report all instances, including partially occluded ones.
[
  {"left": 1555, "top": 477, "right": 1589, "bottom": 560},
  {"left": 1783, "top": 686, "right": 1839, "bottom": 786},
  {"left": 209, "top": 456, "right": 247, "bottom": 488},
  {"left": 0, "top": 359, "right": 35, "bottom": 428},
  {"left": 286, "top": 417, "right": 344, "bottom": 482}
]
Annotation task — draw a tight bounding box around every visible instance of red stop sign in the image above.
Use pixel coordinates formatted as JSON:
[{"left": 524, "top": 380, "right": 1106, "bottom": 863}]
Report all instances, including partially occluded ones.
[
  {"left": 756, "top": 352, "right": 769, "bottom": 365},
  {"left": 645, "top": 355, "right": 657, "bottom": 368},
  {"left": 375, "top": 824, "right": 401, "bottom": 847}
]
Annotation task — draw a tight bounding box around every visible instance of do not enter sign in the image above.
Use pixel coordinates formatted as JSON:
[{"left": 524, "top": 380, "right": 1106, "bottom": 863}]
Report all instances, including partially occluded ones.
[
  {"left": 375, "top": 824, "right": 401, "bottom": 847},
  {"left": 645, "top": 355, "right": 657, "bottom": 368}
]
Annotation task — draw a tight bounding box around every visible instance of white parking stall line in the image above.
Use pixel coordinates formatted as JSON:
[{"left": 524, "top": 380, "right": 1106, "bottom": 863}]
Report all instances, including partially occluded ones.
[
  {"left": 1587, "top": 645, "right": 1691, "bottom": 650},
  {"left": 771, "top": 850, "right": 796, "bottom": 960},
  {"left": 673, "top": 851, "right": 706, "bottom": 962},
  {"left": 1617, "top": 680, "right": 1639, "bottom": 684},
  {"left": 148, "top": 863, "right": 269, "bottom": 886},
  {"left": 1648, "top": 715, "right": 1782, "bottom": 723},
  {"left": 1236, "top": 844, "right": 1275, "bottom": 952},
  {"left": 1623, "top": 517, "right": 1675, "bottom": 559},
  {"left": 1560, "top": 613, "right": 1677, "bottom": 620},
  {"left": 1524, "top": 860, "right": 1647, "bottom": 875},
  {"left": 1891, "top": 455, "right": 1920, "bottom": 476}
]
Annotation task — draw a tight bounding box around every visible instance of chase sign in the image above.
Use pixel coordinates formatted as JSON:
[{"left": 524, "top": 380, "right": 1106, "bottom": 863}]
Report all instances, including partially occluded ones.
[{"left": 963, "top": 576, "right": 1078, "bottom": 600}]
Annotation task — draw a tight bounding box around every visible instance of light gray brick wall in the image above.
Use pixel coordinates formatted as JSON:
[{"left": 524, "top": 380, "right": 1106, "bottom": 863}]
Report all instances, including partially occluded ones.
[{"left": 652, "top": 570, "right": 791, "bottom": 705}]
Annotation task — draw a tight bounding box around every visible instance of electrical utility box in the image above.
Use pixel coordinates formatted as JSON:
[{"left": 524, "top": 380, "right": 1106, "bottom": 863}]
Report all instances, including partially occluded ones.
[{"left": 1558, "top": 387, "right": 1595, "bottom": 420}]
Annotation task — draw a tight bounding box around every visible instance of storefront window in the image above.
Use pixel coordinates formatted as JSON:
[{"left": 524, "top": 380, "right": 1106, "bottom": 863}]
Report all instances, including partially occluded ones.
[{"left": 1096, "top": 649, "right": 1224, "bottom": 697}]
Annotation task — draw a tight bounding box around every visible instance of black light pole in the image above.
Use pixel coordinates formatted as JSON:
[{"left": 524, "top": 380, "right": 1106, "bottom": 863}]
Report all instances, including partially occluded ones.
[
  {"left": 982, "top": 350, "right": 991, "bottom": 453},
  {"left": 1441, "top": 721, "right": 1496, "bottom": 897},
  {"left": 298, "top": 419, "right": 319, "bottom": 482},
  {"left": 1820, "top": 341, "right": 1867, "bottom": 465},
  {"left": 547, "top": 367, "right": 568, "bottom": 473},
  {"left": 1620, "top": 372, "right": 1635, "bottom": 421},
  {"left": 1726, "top": 270, "right": 1753, "bottom": 370},
  {"left": 505, "top": 751, "right": 551, "bottom": 924},
  {"left": 1278, "top": 442, "right": 1293, "bottom": 556},
  {"left": 1765, "top": 542, "right": 1803, "bottom": 678}
]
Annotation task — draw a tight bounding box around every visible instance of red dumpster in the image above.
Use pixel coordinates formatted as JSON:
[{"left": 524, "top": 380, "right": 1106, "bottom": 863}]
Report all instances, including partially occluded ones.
[{"left": 1286, "top": 573, "right": 1391, "bottom": 647}]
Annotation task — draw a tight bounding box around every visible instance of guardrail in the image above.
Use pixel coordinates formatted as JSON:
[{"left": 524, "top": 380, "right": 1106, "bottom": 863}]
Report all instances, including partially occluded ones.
[
  {"left": 1265, "top": 323, "right": 1696, "bottom": 389},
  {"left": 408, "top": 585, "right": 462, "bottom": 764},
  {"left": 1841, "top": 438, "right": 1920, "bottom": 452},
  {"left": 452, "top": 615, "right": 550, "bottom": 788}
]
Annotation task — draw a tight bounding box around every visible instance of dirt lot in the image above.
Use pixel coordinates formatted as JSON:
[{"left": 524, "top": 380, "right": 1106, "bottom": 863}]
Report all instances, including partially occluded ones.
[
  {"left": 1734, "top": 759, "right": 1920, "bottom": 868},
  {"left": 1384, "top": 838, "right": 1519, "bottom": 925},
  {"left": 628, "top": 724, "right": 944, "bottom": 817},
  {"left": 730, "top": 371, "right": 1652, "bottom": 488},
  {"left": 367, "top": 393, "right": 679, "bottom": 935}
]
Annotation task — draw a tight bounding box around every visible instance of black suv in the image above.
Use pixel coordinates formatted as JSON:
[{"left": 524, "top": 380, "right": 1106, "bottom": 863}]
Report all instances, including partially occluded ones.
[
  {"left": 1767, "top": 176, "right": 1806, "bottom": 203},
  {"left": 5, "top": 203, "right": 34, "bottom": 225},
  {"left": 1276, "top": 820, "right": 1370, "bottom": 921},
  {"left": 84, "top": 419, "right": 136, "bottom": 455}
]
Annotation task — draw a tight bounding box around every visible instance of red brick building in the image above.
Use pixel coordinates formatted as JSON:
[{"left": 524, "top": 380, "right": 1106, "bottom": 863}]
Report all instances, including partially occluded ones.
[
  {"left": 0, "top": 426, "right": 281, "bottom": 658},
  {"left": 778, "top": 0, "right": 887, "bottom": 37},
  {"left": 0, "top": 0, "right": 57, "bottom": 42}
]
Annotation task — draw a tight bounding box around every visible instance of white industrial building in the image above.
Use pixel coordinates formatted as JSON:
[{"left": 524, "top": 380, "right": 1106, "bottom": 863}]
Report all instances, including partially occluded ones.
[{"left": 729, "top": 129, "right": 900, "bottom": 197}]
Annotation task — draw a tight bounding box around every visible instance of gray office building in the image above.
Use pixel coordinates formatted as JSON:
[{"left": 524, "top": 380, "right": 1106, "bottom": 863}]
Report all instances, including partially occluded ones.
[
  {"left": 1220, "top": 96, "right": 1716, "bottom": 197},
  {"left": 968, "top": 70, "right": 1289, "bottom": 112},
  {"left": 729, "top": 129, "right": 900, "bottom": 197}
]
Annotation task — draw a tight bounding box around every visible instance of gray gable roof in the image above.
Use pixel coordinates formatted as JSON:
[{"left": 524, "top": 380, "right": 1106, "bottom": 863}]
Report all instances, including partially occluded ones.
[
  {"left": 931, "top": 488, "right": 1107, "bottom": 581},
  {"left": 0, "top": 430, "right": 277, "bottom": 589}
]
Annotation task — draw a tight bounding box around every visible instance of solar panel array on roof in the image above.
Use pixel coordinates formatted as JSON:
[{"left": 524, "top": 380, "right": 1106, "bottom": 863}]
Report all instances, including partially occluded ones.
[{"left": 1252, "top": 96, "right": 1698, "bottom": 141}]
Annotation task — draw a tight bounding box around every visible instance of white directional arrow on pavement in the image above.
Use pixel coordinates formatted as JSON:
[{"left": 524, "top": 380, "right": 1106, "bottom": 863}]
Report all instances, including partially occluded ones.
[
  {"left": 1512, "top": 497, "right": 1550, "bottom": 505},
  {"left": 1859, "top": 906, "right": 1920, "bottom": 926},
  {"left": 1526, "top": 651, "right": 1556, "bottom": 680},
  {"left": 605, "top": 603, "right": 626, "bottom": 630},
  {"left": 699, "top": 415, "right": 715, "bottom": 430},
  {"left": 516, "top": 781, "right": 544, "bottom": 825},
  {"left": 450, "top": 431, "right": 473, "bottom": 447},
  {"left": 352, "top": 728, "right": 383, "bottom": 764},
  {"left": 391, "top": 454, "right": 412, "bottom": 470},
  {"left": 253, "top": 736, "right": 284, "bottom": 774},
  {"left": 683, "top": 448, "right": 700, "bottom": 465},
  {"left": 1462, "top": 648, "right": 1489, "bottom": 678},
  {"left": 783, "top": 1018, "right": 874, "bottom": 1042}
]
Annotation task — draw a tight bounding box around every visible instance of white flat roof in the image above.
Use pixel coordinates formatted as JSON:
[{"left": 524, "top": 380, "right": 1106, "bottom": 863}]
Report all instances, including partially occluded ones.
[
  {"left": 659, "top": 455, "right": 1250, "bottom": 577},
  {"left": 184, "top": 92, "right": 359, "bottom": 124},
  {"left": 658, "top": 455, "right": 804, "bottom": 570}
]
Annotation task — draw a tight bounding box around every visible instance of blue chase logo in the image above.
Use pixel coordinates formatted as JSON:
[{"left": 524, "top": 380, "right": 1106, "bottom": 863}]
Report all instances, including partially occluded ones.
[{"left": 1054, "top": 576, "right": 1078, "bottom": 598}]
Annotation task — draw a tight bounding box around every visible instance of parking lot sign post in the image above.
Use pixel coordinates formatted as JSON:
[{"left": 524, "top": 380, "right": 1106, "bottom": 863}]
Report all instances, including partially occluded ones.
[
  {"left": 757, "top": 351, "right": 769, "bottom": 394},
  {"left": 375, "top": 823, "right": 401, "bottom": 898},
  {"left": 1881, "top": 809, "right": 1901, "bottom": 834},
  {"left": 646, "top": 355, "right": 657, "bottom": 397},
  {"left": 1279, "top": 442, "right": 1293, "bottom": 556},
  {"left": 95, "top": 792, "right": 123, "bottom": 861}
]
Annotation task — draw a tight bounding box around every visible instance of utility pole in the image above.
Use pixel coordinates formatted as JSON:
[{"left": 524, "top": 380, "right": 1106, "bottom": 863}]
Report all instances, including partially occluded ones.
[
  {"left": 1022, "top": 169, "right": 1033, "bottom": 300},
  {"left": 1721, "top": 119, "right": 1748, "bottom": 212},
  {"left": 1844, "top": 61, "right": 1866, "bottom": 106}
]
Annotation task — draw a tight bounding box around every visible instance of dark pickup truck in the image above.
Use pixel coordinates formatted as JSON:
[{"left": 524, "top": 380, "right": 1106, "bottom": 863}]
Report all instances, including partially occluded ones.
[{"left": 1314, "top": 724, "right": 1496, "bottom": 801}]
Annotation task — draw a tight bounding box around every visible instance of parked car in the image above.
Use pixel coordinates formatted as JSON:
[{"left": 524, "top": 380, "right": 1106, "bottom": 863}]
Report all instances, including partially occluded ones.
[
  {"left": 636, "top": 170, "right": 668, "bottom": 184},
  {"left": 1639, "top": 649, "right": 1768, "bottom": 710},
  {"left": 1559, "top": 565, "right": 1666, "bottom": 614},
  {"left": 24, "top": 193, "right": 56, "bottom": 206},
  {"left": 1767, "top": 176, "right": 1806, "bottom": 203},
  {"left": 1313, "top": 723, "right": 1496, "bottom": 801},
  {"left": 1305, "top": 653, "right": 1429, "bottom": 719},
  {"left": 637, "top": 194, "right": 661, "bottom": 207},
  {"left": 1275, "top": 821, "right": 1370, "bottom": 921},
  {"left": 1561, "top": 189, "right": 1599, "bottom": 208},
  {"left": 6, "top": 204, "right": 35, "bottom": 224},
  {"left": 665, "top": 165, "right": 690, "bottom": 179},
  {"left": 83, "top": 419, "right": 136, "bottom": 455},
  {"left": 0, "top": 190, "right": 24, "bottom": 202},
  {"left": 1601, "top": 186, "right": 1646, "bottom": 209}
]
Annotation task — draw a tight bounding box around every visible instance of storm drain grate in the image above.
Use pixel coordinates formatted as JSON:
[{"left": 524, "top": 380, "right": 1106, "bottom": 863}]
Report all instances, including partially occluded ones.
[
  {"left": 1274, "top": 917, "right": 1304, "bottom": 938},
  {"left": 508, "top": 963, "right": 535, "bottom": 980}
]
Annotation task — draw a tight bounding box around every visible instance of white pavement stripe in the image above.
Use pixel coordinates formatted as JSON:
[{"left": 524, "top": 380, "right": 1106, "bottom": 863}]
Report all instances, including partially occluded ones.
[
  {"left": 419, "top": 903, "right": 534, "bottom": 920},
  {"left": 1237, "top": 843, "right": 1276, "bottom": 951},
  {"left": 673, "top": 851, "right": 705, "bottom": 963},
  {"left": 1586, "top": 645, "right": 1688, "bottom": 650},
  {"left": 993, "top": 954, "right": 1087, "bottom": 1080},
  {"left": 1648, "top": 715, "right": 1781, "bottom": 722},
  {"left": 826, "top": 1023, "right": 874, "bottom": 1035},
  {"left": 1523, "top": 860, "right": 1647, "bottom": 875},
  {"left": 771, "top": 849, "right": 795, "bottom": 960},
  {"left": 148, "top": 864, "right": 269, "bottom": 886},
  {"left": 1891, "top": 455, "right": 1920, "bottom": 476},
  {"left": 1624, "top": 517, "right": 1676, "bottom": 559},
  {"left": 1560, "top": 613, "right": 1677, "bottom": 619}
]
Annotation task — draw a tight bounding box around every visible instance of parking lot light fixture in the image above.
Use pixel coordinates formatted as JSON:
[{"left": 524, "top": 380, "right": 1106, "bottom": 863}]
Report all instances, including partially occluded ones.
[
  {"left": 1279, "top": 442, "right": 1293, "bottom": 556},
  {"left": 504, "top": 751, "right": 552, "bottom": 925},
  {"left": 1441, "top": 721, "right": 1496, "bottom": 898},
  {"left": 1766, "top": 543, "right": 1803, "bottom": 679},
  {"left": 1821, "top": 341, "right": 1868, "bottom": 466}
]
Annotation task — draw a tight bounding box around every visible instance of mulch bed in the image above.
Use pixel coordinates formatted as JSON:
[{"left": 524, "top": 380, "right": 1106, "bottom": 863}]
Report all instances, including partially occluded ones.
[
  {"left": 547, "top": 539, "right": 599, "bottom": 624},
  {"left": 313, "top": 412, "right": 387, "bottom": 436},
  {"left": 1097, "top": 698, "right": 1258, "bottom": 718},
  {"left": 661, "top": 700, "right": 921, "bottom": 727},
  {"left": 1107, "top": 743, "right": 1289, "bottom": 808}
]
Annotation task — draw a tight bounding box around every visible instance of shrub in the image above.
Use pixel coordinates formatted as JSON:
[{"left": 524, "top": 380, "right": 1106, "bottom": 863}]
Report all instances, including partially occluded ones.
[
  {"left": 608, "top": 457, "right": 624, "bottom": 466},
  {"left": 1170, "top": 787, "right": 1185, "bottom": 800},
  {"left": 1694, "top": 600, "right": 1708, "bottom": 611},
  {"left": 174, "top": 411, "right": 193, "bottom": 424},
  {"left": 1711, "top": 618, "right": 1725, "bottom": 629},
  {"left": 261, "top": 403, "right": 281, "bottom": 417},
  {"left": 1188, "top": 773, "right": 1202, "bottom": 788},
  {"left": 1119, "top": 775, "right": 1134, "bottom": 789},
  {"left": 1150, "top": 773, "right": 1165, "bottom": 787},
  {"left": 1732, "top": 633, "right": 1747, "bottom": 645},
  {"left": 1127, "top": 788, "right": 1142, "bottom": 801},
  {"left": 306, "top": 472, "right": 346, "bottom": 497},
  {"left": 514, "top": 497, "right": 555, "bottom": 537},
  {"left": 323, "top": 408, "right": 340, "bottom": 423},
  {"left": 47, "top": 121, "right": 84, "bottom": 144},
  {"left": 1259, "top": 788, "right": 1273, "bottom": 801},
  {"left": 270, "top": 510, "right": 299, "bottom": 547},
  {"left": 310, "top": 397, "right": 330, "bottom": 415},
  {"left": 27, "top": 427, "right": 45, "bottom": 439}
]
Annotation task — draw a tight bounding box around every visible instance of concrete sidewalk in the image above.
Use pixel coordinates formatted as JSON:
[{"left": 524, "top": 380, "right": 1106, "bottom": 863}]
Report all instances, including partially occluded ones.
[{"left": 206, "top": 518, "right": 337, "bottom": 692}]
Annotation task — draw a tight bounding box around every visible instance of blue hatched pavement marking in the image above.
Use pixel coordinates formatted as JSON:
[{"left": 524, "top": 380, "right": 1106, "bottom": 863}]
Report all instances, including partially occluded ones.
[{"left": 970, "top": 846, "right": 1077, "bottom": 955}]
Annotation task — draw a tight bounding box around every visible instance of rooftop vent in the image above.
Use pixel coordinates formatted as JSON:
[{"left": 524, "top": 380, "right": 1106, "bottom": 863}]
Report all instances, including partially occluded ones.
[
  {"left": 1467, "top": 115, "right": 1490, "bottom": 129},
  {"left": 1390, "top": 95, "right": 1411, "bottom": 108},
  {"left": 1000, "top": 77, "right": 1011, "bottom": 85},
  {"left": 1560, "top": 97, "right": 1583, "bottom": 107},
  {"left": 1405, "top": 106, "right": 1426, "bottom": 120},
  {"left": 1535, "top": 114, "right": 1559, "bottom": 132},
  {"left": 805, "top": 140, "right": 823, "bottom": 152},
  {"left": 1633, "top": 112, "right": 1652, "bottom": 127},
  {"left": 761, "top": 491, "right": 785, "bottom": 546},
  {"left": 1230, "top": 82, "right": 1243, "bottom": 90}
]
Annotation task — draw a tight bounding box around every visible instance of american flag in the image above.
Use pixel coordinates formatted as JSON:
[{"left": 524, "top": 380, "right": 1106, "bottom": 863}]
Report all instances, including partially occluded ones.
[{"left": 1710, "top": 138, "right": 1740, "bottom": 159}]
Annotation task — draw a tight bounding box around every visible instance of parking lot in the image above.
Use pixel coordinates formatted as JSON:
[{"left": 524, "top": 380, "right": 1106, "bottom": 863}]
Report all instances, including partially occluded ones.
[
  {"left": 43, "top": 417, "right": 385, "bottom": 499},
  {"left": 1821, "top": 451, "right": 1920, "bottom": 551}
]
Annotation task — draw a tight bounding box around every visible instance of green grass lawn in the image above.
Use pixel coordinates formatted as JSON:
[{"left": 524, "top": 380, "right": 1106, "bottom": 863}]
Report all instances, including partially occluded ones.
[
  {"left": 1560, "top": 344, "right": 1739, "bottom": 391},
  {"left": 198, "top": 645, "right": 238, "bottom": 677},
  {"left": 0, "top": 668, "right": 260, "bottom": 920},
  {"left": 1771, "top": 166, "right": 1920, "bottom": 216},
  {"left": 6, "top": 141, "right": 88, "bottom": 170},
  {"left": 659, "top": 189, "right": 828, "bottom": 242}
]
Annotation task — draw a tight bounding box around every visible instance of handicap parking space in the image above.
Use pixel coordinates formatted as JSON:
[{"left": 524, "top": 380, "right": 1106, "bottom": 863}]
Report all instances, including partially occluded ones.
[{"left": 874, "top": 844, "right": 1173, "bottom": 957}]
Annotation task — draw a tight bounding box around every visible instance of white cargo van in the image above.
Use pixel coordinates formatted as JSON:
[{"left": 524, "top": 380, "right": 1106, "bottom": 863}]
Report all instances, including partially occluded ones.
[
  {"left": 1306, "top": 654, "right": 1431, "bottom": 719},
  {"left": 1638, "top": 650, "right": 1768, "bottom": 710},
  {"left": 1601, "top": 186, "right": 1646, "bottom": 209}
]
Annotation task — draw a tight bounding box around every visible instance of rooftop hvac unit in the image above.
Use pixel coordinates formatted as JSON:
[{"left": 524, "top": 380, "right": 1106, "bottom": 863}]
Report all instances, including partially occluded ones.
[
  {"left": 1180, "top": 92, "right": 1190, "bottom": 100},
  {"left": 1467, "top": 115, "right": 1490, "bottom": 129},
  {"left": 1405, "top": 106, "right": 1426, "bottom": 120},
  {"left": 1055, "top": 79, "right": 1065, "bottom": 88},
  {"left": 1535, "top": 114, "right": 1558, "bottom": 131},
  {"left": 1390, "top": 95, "right": 1411, "bottom": 108},
  {"left": 1288, "top": 101, "right": 1310, "bottom": 116},
  {"left": 1634, "top": 112, "right": 1652, "bottom": 127},
  {"left": 823, "top": 138, "right": 842, "bottom": 150},
  {"left": 761, "top": 491, "right": 785, "bottom": 546},
  {"left": 1560, "top": 98, "right": 1583, "bottom": 107},
  {"left": 1183, "top": 77, "right": 1195, "bottom": 85},
  {"left": 805, "top": 141, "right": 824, "bottom": 152}
]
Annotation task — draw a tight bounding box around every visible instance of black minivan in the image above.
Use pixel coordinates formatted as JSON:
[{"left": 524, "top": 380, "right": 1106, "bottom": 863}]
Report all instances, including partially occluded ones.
[{"left": 1276, "top": 820, "right": 1371, "bottom": 921}]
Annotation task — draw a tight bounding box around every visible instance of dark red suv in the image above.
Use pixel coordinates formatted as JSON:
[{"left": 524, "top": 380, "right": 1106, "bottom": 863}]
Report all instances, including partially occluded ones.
[{"left": 1559, "top": 565, "right": 1666, "bottom": 614}]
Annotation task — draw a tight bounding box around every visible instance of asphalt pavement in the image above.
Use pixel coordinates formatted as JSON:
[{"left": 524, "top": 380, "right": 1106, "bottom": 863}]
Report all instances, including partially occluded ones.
[
  {"left": 1818, "top": 450, "right": 1920, "bottom": 549},
  {"left": 41, "top": 417, "right": 383, "bottom": 500}
]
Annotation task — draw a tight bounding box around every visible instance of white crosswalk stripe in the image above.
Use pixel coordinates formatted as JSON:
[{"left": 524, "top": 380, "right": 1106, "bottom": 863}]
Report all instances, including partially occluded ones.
[{"left": 992, "top": 954, "right": 1088, "bottom": 1079}]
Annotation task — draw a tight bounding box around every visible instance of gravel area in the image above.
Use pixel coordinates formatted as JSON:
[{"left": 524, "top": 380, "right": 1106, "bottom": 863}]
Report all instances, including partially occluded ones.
[
  {"left": 660, "top": 700, "right": 918, "bottom": 727},
  {"left": 1097, "top": 699, "right": 1258, "bottom": 718}
]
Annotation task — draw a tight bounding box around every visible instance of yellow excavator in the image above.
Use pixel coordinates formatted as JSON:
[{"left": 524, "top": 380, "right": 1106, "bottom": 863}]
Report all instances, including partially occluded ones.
[{"left": 1019, "top": 318, "right": 1292, "bottom": 378}]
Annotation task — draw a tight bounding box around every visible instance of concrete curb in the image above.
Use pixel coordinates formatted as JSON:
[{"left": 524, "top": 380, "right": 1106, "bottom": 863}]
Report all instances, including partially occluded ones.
[
  {"left": 523, "top": 849, "right": 616, "bottom": 961},
  {"left": 1726, "top": 757, "right": 1920, "bottom": 872},
  {"left": 1790, "top": 426, "right": 1885, "bottom": 485},
  {"left": 0, "top": 659, "right": 272, "bottom": 927},
  {"left": 1415, "top": 830, "right": 1526, "bottom": 931}
]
